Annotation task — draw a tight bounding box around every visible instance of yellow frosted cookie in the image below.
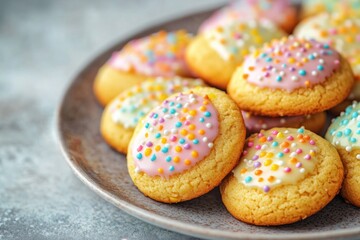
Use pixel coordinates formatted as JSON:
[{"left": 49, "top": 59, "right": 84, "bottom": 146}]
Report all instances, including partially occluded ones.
[
  {"left": 127, "top": 87, "right": 246, "bottom": 203},
  {"left": 101, "top": 77, "right": 205, "bottom": 154},
  {"left": 186, "top": 21, "right": 285, "bottom": 90},
  {"left": 228, "top": 36, "right": 354, "bottom": 117},
  {"left": 94, "top": 30, "right": 193, "bottom": 105},
  {"left": 301, "top": 0, "right": 360, "bottom": 19},
  {"left": 221, "top": 127, "right": 344, "bottom": 226},
  {"left": 242, "top": 111, "right": 326, "bottom": 135},
  {"left": 326, "top": 102, "right": 360, "bottom": 207},
  {"left": 295, "top": 13, "right": 360, "bottom": 113}
]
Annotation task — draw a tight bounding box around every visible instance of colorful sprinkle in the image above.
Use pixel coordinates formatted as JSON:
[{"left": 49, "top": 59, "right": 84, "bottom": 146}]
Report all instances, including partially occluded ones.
[
  {"left": 204, "top": 21, "right": 285, "bottom": 62},
  {"left": 233, "top": 127, "right": 318, "bottom": 193},
  {"left": 326, "top": 101, "right": 360, "bottom": 152},
  {"left": 109, "top": 30, "right": 193, "bottom": 77},
  {"left": 242, "top": 37, "right": 341, "bottom": 91},
  {"left": 110, "top": 78, "right": 205, "bottom": 129},
  {"left": 131, "top": 93, "right": 219, "bottom": 177}
]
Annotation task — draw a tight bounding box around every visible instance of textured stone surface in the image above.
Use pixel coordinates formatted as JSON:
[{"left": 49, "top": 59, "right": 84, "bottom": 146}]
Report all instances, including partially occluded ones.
[{"left": 0, "top": 0, "right": 225, "bottom": 239}]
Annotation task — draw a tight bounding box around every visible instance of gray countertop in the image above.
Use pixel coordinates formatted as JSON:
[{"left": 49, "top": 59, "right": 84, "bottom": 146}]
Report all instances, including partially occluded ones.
[{"left": 0, "top": 1, "right": 225, "bottom": 239}]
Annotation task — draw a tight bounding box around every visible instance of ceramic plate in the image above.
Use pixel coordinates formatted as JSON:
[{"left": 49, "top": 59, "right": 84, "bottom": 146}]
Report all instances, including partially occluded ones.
[{"left": 57, "top": 8, "right": 360, "bottom": 240}]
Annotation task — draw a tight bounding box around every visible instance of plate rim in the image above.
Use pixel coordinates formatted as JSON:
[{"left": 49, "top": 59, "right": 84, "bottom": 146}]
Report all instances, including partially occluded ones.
[{"left": 55, "top": 7, "right": 360, "bottom": 240}]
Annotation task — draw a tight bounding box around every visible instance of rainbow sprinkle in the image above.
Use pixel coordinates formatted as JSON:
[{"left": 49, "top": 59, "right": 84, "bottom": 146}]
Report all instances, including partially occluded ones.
[
  {"left": 233, "top": 127, "right": 318, "bottom": 193},
  {"left": 109, "top": 30, "right": 192, "bottom": 77},
  {"left": 326, "top": 101, "right": 360, "bottom": 152},
  {"left": 131, "top": 93, "right": 219, "bottom": 177}
]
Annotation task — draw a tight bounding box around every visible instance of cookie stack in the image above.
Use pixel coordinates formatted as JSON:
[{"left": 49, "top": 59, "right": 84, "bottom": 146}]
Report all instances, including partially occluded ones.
[
  {"left": 89, "top": 0, "right": 360, "bottom": 228},
  {"left": 228, "top": 36, "right": 354, "bottom": 134}
]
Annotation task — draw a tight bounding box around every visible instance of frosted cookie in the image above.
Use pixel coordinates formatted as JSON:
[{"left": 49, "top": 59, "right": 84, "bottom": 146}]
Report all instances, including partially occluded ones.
[
  {"left": 101, "top": 77, "right": 205, "bottom": 154},
  {"left": 301, "top": 0, "right": 360, "bottom": 19},
  {"left": 221, "top": 127, "right": 344, "bottom": 226},
  {"left": 228, "top": 36, "right": 354, "bottom": 117},
  {"left": 94, "top": 30, "right": 193, "bottom": 105},
  {"left": 199, "top": 0, "right": 297, "bottom": 33},
  {"left": 127, "top": 87, "right": 246, "bottom": 203},
  {"left": 186, "top": 21, "right": 285, "bottom": 90},
  {"left": 295, "top": 13, "right": 360, "bottom": 110},
  {"left": 326, "top": 102, "right": 360, "bottom": 207},
  {"left": 242, "top": 111, "right": 326, "bottom": 135}
]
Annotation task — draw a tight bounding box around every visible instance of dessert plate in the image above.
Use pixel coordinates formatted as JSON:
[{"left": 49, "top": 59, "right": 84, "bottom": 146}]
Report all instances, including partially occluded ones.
[{"left": 57, "top": 8, "right": 360, "bottom": 240}]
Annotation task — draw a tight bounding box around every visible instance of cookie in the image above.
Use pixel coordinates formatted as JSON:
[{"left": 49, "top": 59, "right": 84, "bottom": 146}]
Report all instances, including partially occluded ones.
[
  {"left": 101, "top": 77, "right": 205, "bottom": 154},
  {"left": 186, "top": 21, "right": 285, "bottom": 90},
  {"left": 94, "top": 30, "right": 193, "bottom": 105},
  {"left": 295, "top": 13, "right": 360, "bottom": 113},
  {"left": 127, "top": 87, "right": 246, "bottom": 203},
  {"left": 199, "top": 0, "right": 297, "bottom": 33},
  {"left": 326, "top": 101, "right": 360, "bottom": 207},
  {"left": 242, "top": 111, "right": 326, "bottom": 135},
  {"left": 301, "top": 0, "right": 360, "bottom": 19},
  {"left": 221, "top": 127, "right": 344, "bottom": 226},
  {"left": 228, "top": 36, "right": 354, "bottom": 117}
]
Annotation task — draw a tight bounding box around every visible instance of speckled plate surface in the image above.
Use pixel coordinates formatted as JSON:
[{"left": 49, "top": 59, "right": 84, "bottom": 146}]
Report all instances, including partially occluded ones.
[{"left": 57, "top": 8, "right": 360, "bottom": 240}]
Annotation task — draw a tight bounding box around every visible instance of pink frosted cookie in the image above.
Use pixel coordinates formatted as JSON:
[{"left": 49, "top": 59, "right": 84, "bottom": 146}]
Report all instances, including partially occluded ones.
[
  {"left": 228, "top": 36, "right": 354, "bottom": 117},
  {"left": 94, "top": 30, "right": 193, "bottom": 105},
  {"left": 242, "top": 111, "right": 326, "bottom": 135},
  {"left": 199, "top": 0, "right": 298, "bottom": 34},
  {"left": 127, "top": 87, "right": 246, "bottom": 203}
]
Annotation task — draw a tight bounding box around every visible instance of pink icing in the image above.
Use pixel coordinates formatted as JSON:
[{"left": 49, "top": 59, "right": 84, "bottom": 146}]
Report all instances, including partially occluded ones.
[
  {"left": 242, "top": 37, "right": 341, "bottom": 91},
  {"left": 108, "top": 31, "right": 192, "bottom": 77},
  {"left": 242, "top": 111, "right": 306, "bottom": 133},
  {"left": 199, "top": 0, "right": 296, "bottom": 33},
  {"left": 131, "top": 93, "right": 219, "bottom": 177}
]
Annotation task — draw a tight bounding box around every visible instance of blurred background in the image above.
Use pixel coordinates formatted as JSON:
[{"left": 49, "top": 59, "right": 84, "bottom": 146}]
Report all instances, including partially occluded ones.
[{"left": 0, "top": 1, "right": 225, "bottom": 239}]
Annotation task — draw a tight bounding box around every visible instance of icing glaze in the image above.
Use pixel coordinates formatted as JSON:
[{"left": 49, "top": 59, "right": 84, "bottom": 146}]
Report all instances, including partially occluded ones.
[
  {"left": 233, "top": 127, "right": 318, "bottom": 193},
  {"left": 108, "top": 30, "right": 192, "bottom": 77},
  {"left": 199, "top": 0, "right": 296, "bottom": 33},
  {"left": 242, "top": 111, "right": 310, "bottom": 133},
  {"left": 242, "top": 36, "right": 341, "bottom": 91},
  {"left": 131, "top": 93, "right": 219, "bottom": 177},
  {"left": 109, "top": 77, "right": 205, "bottom": 129},
  {"left": 295, "top": 13, "right": 360, "bottom": 80},
  {"left": 204, "top": 21, "right": 285, "bottom": 62},
  {"left": 302, "top": 0, "right": 360, "bottom": 16},
  {"left": 326, "top": 101, "right": 360, "bottom": 152}
]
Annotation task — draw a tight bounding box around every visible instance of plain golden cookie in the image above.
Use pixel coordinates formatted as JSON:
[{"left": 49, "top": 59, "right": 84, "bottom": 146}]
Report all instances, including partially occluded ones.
[
  {"left": 221, "top": 127, "right": 344, "bottom": 226},
  {"left": 127, "top": 87, "right": 246, "bottom": 203},
  {"left": 94, "top": 66, "right": 148, "bottom": 106},
  {"left": 326, "top": 102, "right": 360, "bottom": 207},
  {"left": 101, "top": 77, "right": 205, "bottom": 154},
  {"left": 228, "top": 37, "right": 354, "bottom": 117},
  {"left": 186, "top": 21, "right": 285, "bottom": 90}
]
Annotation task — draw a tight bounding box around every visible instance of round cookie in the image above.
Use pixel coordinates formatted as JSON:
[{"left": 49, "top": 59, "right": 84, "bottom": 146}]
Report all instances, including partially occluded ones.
[
  {"left": 295, "top": 13, "right": 360, "bottom": 113},
  {"left": 127, "top": 87, "right": 246, "bottom": 203},
  {"left": 94, "top": 30, "right": 193, "bottom": 105},
  {"left": 301, "top": 0, "right": 360, "bottom": 19},
  {"left": 101, "top": 77, "right": 205, "bottom": 154},
  {"left": 221, "top": 127, "right": 344, "bottom": 226},
  {"left": 199, "top": 0, "right": 297, "bottom": 34},
  {"left": 228, "top": 36, "right": 354, "bottom": 117},
  {"left": 242, "top": 111, "right": 326, "bottom": 135},
  {"left": 326, "top": 101, "right": 360, "bottom": 207},
  {"left": 186, "top": 21, "right": 285, "bottom": 90}
]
